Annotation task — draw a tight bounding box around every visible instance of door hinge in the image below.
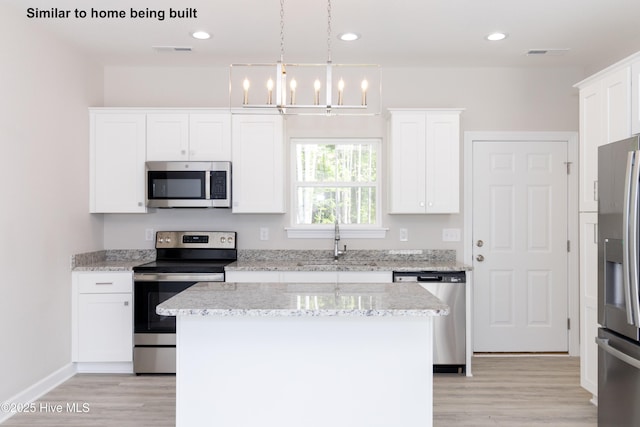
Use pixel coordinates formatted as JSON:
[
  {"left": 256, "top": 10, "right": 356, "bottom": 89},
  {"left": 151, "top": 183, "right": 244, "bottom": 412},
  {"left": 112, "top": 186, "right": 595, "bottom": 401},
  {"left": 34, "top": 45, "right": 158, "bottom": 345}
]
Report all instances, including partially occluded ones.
[
  {"left": 567, "top": 240, "right": 571, "bottom": 252},
  {"left": 567, "top": 318, "right": 571, "bottom": 330},
  {"left": 564, "top": 161, "right": 572, "bottom": 175}
]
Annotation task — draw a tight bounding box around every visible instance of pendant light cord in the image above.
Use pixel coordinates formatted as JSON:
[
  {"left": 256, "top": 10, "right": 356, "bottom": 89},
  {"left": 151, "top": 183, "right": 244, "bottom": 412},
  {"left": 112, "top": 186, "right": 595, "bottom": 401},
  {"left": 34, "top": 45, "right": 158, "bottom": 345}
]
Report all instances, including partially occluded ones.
[
  {"left": 327, "top": 0, "right": 332, "bottom": 63},
  {"left": 280, "top": 0, "right": 285, "bottom": 63}
]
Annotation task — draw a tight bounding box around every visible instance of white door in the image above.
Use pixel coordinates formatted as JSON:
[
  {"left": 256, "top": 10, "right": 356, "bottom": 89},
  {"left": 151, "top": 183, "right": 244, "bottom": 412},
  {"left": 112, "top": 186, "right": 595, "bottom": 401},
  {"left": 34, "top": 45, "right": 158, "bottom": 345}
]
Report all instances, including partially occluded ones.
[{"left": 473, "top": 140, "right": 568, "bottom": 352}]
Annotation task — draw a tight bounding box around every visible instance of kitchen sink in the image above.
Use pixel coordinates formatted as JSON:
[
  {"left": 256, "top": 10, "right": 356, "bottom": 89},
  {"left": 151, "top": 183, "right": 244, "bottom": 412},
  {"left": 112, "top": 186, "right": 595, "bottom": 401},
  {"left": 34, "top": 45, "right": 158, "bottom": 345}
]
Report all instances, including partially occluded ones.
[{"left": 295, "top": 260, "right": 378, "bottom": 268}]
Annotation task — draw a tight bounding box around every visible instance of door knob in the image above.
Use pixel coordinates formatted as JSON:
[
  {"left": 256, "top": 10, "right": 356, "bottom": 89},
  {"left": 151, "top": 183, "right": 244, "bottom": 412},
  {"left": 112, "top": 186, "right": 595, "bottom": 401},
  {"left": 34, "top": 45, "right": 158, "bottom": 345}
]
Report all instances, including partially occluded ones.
[
  {"left": 476, "top": 254, "right": 485, "bottom": 262},
  {"left": 476, "top": 240, "right": 484, "bottom": 247}
]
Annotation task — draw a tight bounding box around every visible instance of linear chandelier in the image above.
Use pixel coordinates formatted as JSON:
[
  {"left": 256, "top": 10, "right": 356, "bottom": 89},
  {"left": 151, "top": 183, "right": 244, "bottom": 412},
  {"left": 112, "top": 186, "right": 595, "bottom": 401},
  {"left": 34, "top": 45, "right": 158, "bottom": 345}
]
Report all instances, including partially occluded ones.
[{"left": 229, "top": 0, "right": 380, "bottom": 115}]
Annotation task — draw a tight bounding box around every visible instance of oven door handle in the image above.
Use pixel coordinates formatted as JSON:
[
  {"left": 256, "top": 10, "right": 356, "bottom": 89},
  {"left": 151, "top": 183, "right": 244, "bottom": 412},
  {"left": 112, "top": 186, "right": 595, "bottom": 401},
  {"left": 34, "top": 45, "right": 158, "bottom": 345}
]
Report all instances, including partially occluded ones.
[{"left": 134, "top": 273, "right": 224, "bottom": 282}]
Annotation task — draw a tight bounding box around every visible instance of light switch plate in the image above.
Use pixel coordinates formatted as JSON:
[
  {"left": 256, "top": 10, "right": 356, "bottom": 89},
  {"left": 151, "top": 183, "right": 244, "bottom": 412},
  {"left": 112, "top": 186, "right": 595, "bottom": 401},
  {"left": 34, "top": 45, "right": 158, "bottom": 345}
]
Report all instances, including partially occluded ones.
[
  {"left": 399, "top": 228, "right": 409, "bottom": 241},
  {"left": 442, "top": 228, "right": 461, "bottom": 242},
  {"left": 260, "top": 227, "right": 269, "bottom": 241},
  {"left": 145, "top": 228, "right": 154, "bottom": 241}
]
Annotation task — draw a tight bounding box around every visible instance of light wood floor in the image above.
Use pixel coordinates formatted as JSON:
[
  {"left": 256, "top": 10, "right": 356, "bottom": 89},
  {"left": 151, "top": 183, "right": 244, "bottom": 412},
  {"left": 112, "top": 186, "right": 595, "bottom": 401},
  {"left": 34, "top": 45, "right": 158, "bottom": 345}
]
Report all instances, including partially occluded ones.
[
  {"left": 3, "top": 356, "right": 596, "bottom": 426},
  {"left": 434, "top": 356, "right": 597, "bottom": 426}
]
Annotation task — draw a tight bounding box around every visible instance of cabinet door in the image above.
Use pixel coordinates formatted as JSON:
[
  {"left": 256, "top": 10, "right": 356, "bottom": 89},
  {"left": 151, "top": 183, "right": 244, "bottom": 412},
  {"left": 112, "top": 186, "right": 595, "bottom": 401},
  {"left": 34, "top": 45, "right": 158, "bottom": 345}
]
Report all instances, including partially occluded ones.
[
  {"left": 601, "top": 67, "right": 631, "bottom": 145},
  {"left": 146, "top": 113, "right": 190, "bottom": 161},
  {"left": 231, "top": 115, "right": 284, "bottom": 213},
  {"left": 189, "top": 113, "right": 231, "bottom": 161},
  {"left": 579, "top": 82, "right": 602, "bottom": 212},
  {"left": 632, "top": 60, "right": 640, "bottom": 135},
  {"left": 91, "top": 113, "right": 146, "bottom": 213},
  {"left": 281, "top": 271, "right": 338, "bottom": 283},
  {"left": 225, "top": 271, "right": 281, "bottom": 282},
  {"left": 579, "top": 213, "right": 598, "bottom": 397},
  {"left": 425, "top": 113, "right": 460, "bottom": 213},
  {"left": 77, "top": 293, "right": 133, "bottom": 362},
  {"left": 337, "top": 271, "right": 392, "bottom": 283},
  {"left": 388, "top": 113, "right": 427, "bottom": 213}
]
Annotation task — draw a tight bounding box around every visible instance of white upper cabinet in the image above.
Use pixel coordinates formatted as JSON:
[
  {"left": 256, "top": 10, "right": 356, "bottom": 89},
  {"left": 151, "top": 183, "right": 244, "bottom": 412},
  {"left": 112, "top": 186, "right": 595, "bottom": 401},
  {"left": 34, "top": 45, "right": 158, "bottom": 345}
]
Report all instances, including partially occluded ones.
[
  {"left": 90, "top": 110, "right": 146, "bottom": 213},
  {"left": 190, "top": 113, "right": 232, "bottom": 161},
  {"left": 146, "top": 111, "right": 231, "bottom": 161},
  {"left": 231, "top": 114, "right": 285, "bottom": 213},
  {"left": 388, "top": 109, "right": 462, "bottom": 214},
  {"left": 632, "top": 59, "right": 640, "bottom": 135},
  {"left": 578, "top": 66, "right": 631, "bottom": 212}
]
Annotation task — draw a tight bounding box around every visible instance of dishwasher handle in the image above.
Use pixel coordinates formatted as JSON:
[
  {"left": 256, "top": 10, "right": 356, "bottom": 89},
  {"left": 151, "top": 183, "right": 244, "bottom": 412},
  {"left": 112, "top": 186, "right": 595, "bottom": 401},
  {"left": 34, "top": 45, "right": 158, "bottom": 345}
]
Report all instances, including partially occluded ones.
[{"left": 416, "top": 275, "right": 444, "bottom": 282}]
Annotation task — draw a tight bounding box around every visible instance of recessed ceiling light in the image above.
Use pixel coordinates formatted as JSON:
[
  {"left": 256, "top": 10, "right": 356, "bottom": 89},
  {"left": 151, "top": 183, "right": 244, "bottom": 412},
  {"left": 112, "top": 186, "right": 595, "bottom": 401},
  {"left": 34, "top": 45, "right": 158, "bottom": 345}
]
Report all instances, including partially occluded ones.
[
  {"left": 339, "top": 32, "right": 360, "bottom": 42},
  {"left": 486, "top": 32, "right": 507, "bottom": 41},
  {"left": 191, "top": 31, "right": 211, "bottom": 40}
]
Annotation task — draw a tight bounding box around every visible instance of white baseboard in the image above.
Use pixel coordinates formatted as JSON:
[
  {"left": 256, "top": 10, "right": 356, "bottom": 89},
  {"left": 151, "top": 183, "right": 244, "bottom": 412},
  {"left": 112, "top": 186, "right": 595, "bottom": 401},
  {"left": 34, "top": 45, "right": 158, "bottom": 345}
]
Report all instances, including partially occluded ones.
[
  {"left": 75, "top": 362, "right": 133, "bottom": 374},
  {"left": 0, "top": 363, "right": 76, "bottom": 424}
]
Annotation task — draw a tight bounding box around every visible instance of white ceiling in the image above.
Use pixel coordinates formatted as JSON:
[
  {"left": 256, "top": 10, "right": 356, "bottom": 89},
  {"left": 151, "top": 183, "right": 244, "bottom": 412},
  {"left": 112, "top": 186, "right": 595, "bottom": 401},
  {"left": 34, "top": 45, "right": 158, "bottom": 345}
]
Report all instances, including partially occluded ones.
[{"left": 7, "top": 0, "right": 640, "bottom": 74}]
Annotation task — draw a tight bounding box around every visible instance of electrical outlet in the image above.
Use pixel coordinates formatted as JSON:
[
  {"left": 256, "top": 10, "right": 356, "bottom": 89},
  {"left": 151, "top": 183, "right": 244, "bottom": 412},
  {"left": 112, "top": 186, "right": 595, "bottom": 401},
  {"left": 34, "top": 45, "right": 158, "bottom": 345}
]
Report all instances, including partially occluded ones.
[
  {"left": 399, "top": 228, "right": 409, "bottom": 241},
  {"left": 145, "top": 228, "right": 155, "bottom": 241},
  {"left": 442, "top": 228, "right": 461, "bottom": 242},
  {"left": 260, "top": 227, "right": 269, "bottom": 241}
]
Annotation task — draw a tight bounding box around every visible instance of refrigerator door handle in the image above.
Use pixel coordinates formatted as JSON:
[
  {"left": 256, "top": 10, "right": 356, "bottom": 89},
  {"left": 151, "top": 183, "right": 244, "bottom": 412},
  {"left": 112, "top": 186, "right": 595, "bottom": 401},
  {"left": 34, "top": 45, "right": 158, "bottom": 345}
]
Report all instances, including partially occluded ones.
[
  {"left": 630, "top": 150, "right": 640, "bottom": 327},
  {"left": 596, "top": 337, "right": 640, "bottom": 370},
  {"left": 623, "top": 151, "right": 636, "bottom": 325}
]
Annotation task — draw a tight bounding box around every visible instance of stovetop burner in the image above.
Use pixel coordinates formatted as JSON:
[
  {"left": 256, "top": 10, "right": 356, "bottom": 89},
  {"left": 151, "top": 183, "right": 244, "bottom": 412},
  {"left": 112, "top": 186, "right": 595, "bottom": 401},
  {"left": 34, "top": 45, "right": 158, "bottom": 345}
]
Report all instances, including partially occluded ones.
[
  {"left": 133, "top": 231, "right": 237, "bottom": 274},
  {"left": 134, "top": 259, "right": 232, "bottom": 274}
]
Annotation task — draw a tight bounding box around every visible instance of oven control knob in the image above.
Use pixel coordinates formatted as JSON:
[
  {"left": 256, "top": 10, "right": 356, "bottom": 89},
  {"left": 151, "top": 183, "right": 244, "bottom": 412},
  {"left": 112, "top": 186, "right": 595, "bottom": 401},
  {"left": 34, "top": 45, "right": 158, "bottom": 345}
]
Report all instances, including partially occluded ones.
[
  {"left": 220, "top": 237, "right": 227, "bottom": 243},
  {"left": 228, "top": 237, "right": 233, "bottom": 244}
]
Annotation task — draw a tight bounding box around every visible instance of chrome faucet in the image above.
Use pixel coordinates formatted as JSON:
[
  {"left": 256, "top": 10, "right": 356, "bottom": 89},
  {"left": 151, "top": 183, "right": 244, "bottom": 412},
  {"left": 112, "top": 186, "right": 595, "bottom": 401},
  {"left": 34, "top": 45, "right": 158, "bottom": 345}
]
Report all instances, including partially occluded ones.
[{"left": 334, "top": 221, "right": 347, "bottom": 260}]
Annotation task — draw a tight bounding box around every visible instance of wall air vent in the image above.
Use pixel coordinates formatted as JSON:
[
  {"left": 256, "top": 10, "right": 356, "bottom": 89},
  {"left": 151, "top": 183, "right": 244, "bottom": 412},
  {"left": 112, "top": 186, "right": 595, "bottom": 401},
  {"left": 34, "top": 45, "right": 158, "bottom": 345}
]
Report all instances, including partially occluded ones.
[
  {"left": 152, "top": 46, "right": 193, "bottom": 53},
  {"left": 526, "top": 48, "right": 569, "bottom": 56}
]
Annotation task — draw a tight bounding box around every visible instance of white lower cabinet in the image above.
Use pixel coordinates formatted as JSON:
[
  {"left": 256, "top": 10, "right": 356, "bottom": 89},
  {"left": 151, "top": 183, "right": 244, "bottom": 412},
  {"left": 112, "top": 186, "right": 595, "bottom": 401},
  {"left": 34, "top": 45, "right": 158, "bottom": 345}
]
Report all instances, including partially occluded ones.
[
  {"left": 226, "top": 270, "right": 392, "bottom": 283},
  {"left": 579, "top": 213, "right": 598, "bottom": 398},
  {"left": 72, "top": 272, "right": 133, "bottom": 372}
]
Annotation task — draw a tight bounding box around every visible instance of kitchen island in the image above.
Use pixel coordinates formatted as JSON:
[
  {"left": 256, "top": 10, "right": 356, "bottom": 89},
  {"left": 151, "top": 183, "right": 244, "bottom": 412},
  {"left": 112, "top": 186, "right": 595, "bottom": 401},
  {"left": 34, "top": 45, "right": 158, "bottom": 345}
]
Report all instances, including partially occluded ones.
[{"left": 157, "top": 281, "right": 449, "bottom": 427}]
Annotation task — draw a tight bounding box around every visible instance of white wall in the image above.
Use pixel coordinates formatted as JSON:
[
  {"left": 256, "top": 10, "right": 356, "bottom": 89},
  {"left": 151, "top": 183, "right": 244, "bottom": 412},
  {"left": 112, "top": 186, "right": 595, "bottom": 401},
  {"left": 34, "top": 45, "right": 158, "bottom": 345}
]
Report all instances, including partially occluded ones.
[
  {"left": 102, "top": 65, "right": 583, "bottom": 254},
  {"left": 0, "top": 4, "right": 104, "bottom": 403}
]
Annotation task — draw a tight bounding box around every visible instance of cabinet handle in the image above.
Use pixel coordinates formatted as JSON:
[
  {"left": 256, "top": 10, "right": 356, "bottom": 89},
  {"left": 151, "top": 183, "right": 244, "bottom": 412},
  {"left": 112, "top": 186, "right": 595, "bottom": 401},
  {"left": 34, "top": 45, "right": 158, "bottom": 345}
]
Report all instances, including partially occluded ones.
[
  {"left": 181, "top": 149, "right": 186, "bottom": 155},
  {"left": 95, "top": 282, "right": 113, "bottom": 286},
  {"left": 594, "top": 223, "right": 598, "bottom": 244},
  {"left": 124, "top": 301, "right": 129, "bottom": 306},
  {"left": 419, "top": 201, "right": 425, "bottom": 207},
  {"left": 594, "top": 180, "right": 598, "bottom": 201},
  {"left": 138, "top": 202, "right": 143, "bottom": 207}
]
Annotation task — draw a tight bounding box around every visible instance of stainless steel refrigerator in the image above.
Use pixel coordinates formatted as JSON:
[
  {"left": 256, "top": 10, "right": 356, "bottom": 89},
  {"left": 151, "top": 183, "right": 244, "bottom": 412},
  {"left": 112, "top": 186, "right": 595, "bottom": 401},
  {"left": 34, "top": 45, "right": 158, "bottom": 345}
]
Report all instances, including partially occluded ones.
[{"left": 598, "top": 135, "right": 640, "bottom": 426}]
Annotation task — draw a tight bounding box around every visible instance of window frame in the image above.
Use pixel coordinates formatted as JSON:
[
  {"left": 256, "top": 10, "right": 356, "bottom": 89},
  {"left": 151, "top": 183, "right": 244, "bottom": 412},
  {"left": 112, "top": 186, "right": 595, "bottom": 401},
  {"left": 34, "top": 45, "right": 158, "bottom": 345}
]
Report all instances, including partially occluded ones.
[{"left": 287, "top": 137, "right": 386, "bottom": 239}]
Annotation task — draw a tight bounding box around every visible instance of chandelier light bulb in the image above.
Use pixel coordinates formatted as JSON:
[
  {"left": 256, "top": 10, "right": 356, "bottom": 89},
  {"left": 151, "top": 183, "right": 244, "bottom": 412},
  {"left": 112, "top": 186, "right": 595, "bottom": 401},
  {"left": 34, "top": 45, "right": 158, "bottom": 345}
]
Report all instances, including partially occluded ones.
[
  {"left": 267, "top": 78, "right": 274, "bottom": 105},
  {"left": 337, "top": 78, "right": 345, "bottom": 105},
  {"left": 289, "top": 79, "right": 297, "bottom": 105},
  {"left": 314, "top": 79, "right": 322, "bottom": 105},
  {"left": 360, "top": 79, "right": 368, "bottom": 106},
  {"left": 242, "top": 78, "right": 250, "bottom": 105}
]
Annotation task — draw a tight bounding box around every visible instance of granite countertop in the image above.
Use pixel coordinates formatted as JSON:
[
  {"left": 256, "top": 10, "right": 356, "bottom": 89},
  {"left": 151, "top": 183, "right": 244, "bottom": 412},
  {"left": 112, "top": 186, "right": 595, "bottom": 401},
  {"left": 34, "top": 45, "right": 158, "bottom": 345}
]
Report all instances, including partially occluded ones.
[
  {"left": 71, "top": 249, "right": 155, "bottom": 271},
  {"left": 71, "top": 249, "right": 472, "bottom": 272},
  {"left": 227, "top": 249, "right": 472, "bottom": 272},
  {"left": 156, "top": 282, "right": 450, "bottom": 318}
]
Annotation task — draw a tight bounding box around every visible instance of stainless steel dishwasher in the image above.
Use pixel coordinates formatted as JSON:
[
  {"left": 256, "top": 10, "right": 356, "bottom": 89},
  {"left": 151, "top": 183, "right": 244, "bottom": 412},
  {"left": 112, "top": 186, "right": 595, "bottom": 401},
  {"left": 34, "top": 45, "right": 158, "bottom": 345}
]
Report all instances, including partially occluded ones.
[{"left": 393, "top": 271, "right": 466, "bottom": 373}]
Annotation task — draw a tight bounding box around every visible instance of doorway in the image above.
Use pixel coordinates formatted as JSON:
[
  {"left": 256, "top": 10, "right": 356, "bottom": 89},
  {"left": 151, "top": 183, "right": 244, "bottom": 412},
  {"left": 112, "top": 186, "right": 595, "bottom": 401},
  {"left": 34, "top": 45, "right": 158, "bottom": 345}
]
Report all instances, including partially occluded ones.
[{"left": 464, "top": 132, "right": 579, "bottom": 355}]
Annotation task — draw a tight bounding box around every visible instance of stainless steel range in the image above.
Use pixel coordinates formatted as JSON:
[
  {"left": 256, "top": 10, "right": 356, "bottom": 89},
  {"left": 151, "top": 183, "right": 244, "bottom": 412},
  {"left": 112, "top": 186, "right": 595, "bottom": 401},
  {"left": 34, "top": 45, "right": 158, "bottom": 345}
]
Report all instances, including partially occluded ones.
[{"left": 132, "top": 231, "right": 237, "bottom": 374}]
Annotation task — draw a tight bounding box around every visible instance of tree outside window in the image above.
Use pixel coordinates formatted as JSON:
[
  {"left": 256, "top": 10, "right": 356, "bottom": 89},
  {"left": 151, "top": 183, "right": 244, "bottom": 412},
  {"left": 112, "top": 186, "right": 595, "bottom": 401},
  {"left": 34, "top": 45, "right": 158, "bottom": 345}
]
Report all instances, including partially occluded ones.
[{"left": 293, "top": 139, "right": 379, "bottom": 226}]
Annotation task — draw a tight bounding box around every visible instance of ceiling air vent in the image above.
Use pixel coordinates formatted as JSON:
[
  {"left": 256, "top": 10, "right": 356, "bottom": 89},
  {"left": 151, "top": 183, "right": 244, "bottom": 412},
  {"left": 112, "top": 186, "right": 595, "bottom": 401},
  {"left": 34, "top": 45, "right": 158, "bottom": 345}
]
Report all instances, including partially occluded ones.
[
  {"left": 526, "top": 48, "right": 569, "bottom": 56},
  {"left": 152, "top": 46, "right": 193, "bottom": 53}
]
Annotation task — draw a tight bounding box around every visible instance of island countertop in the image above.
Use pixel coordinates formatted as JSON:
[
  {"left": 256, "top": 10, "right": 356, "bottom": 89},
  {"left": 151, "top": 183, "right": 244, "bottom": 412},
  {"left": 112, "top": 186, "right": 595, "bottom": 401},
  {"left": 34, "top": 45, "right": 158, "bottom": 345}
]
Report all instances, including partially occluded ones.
[{"left": 157, "top": 282, "right": 449, "bottom": 318}]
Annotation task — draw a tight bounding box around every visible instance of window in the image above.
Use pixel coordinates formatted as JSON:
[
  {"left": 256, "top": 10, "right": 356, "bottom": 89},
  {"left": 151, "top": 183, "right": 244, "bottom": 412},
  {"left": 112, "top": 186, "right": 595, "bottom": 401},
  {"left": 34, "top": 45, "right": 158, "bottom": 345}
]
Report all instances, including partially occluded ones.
[{"left": 292, "top": 138, "right": 380, "bottom": 228}]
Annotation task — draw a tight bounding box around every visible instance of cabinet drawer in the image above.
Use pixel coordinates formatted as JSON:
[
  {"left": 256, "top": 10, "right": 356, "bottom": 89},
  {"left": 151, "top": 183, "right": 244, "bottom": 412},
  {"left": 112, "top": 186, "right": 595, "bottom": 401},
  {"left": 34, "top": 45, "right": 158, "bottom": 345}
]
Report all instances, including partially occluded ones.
[{"left": 77, "top": 272, "right": 132, "bottom": 294}]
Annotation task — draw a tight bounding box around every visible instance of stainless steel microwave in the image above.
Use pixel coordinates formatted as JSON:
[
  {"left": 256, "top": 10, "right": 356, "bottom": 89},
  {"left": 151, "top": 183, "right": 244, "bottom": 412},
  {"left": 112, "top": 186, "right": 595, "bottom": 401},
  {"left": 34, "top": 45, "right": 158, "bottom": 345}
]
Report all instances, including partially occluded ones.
[{"left": 145, "top": 161, "right": 231, "bottom": 208}]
